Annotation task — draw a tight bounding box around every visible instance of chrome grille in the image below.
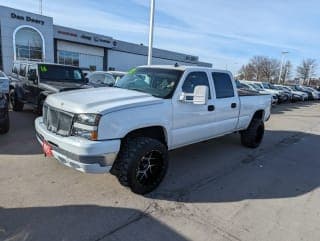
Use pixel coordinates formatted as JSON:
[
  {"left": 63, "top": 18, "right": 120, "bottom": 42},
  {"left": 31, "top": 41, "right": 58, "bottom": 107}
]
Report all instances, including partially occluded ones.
[{"left": 43, "top": 104, "right": 74, "bottom": 136}]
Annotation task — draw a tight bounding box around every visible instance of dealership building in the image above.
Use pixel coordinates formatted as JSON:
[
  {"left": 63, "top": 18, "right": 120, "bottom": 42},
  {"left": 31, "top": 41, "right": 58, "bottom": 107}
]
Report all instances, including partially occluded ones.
[{"left": 0, "top": 5, "right": 211, "bottom": 74}]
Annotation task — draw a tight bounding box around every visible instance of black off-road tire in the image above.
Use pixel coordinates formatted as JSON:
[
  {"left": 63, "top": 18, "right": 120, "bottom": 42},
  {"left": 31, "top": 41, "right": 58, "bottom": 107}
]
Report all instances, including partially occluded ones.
[
  {"left": 240, "top": 119, "right": 264, "bottom": 148},
  {"left": 9, "top": 89, "right": 24, "bottom": 112},
  {"left": 114, "top": 137, "right": 168, "bottom": 195},
  {"left": 37, "top": 97, "right": 45, "bottom": 115},
  {"left": 0, "top": 111, "right": 10, "bottom": 134}
]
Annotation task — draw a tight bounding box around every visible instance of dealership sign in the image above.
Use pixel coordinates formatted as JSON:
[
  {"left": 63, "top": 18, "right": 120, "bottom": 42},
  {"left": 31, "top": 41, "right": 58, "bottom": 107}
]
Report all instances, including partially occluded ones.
[{"left": 11, "top": 13, "right": 45, "bottom": 25}]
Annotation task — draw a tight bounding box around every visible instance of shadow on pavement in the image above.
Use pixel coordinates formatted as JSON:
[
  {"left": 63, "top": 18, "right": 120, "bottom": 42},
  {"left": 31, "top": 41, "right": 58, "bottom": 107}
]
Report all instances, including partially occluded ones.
[
  {"left": 0, "top": 205, "right": 187, "bottom": 241},
  {"left": 148, "top": 130, "right": 320, "bottom": 203},
  {"left": 271, "top": 100, "right": 319, "bottom": 115},
  {"left": 0, "top": 110, "right": 42, "bottom": 155}
]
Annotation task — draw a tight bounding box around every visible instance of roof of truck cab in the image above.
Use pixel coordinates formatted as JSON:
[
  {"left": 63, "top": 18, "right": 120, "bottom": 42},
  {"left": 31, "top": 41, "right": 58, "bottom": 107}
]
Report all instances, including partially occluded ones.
[{"left": 138, "top": 65, "right": 231, "bottom": 73}]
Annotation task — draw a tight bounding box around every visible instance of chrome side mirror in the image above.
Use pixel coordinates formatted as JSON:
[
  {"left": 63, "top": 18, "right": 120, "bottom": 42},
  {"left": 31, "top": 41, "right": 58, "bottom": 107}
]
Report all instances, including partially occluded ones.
[
  {"left": 193, "top": 85, "right": 209, "bottom": 105},
  {"left": 179, "top": 85, "right": 209, "bottom": 105}
]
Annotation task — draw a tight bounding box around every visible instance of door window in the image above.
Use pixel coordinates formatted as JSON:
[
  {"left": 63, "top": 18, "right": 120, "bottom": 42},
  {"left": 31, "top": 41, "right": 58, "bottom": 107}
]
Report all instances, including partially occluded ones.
[
  {"left": 27, "top": 65, "right": 38, "bottom": 82},
  {"left": 182, "top": 72, "right": 211, "bottom": 99},
  {"left": 19, "top": 64, "right": 26, "bottom": 77},
  {"left": 212, "top": 73, "right": 234, "bottom": 99}
]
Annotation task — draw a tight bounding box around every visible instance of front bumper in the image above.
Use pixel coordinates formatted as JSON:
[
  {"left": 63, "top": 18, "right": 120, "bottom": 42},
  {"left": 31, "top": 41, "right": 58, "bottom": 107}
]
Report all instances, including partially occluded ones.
[{"left": 35, "top": 117, "right": 121, "bottom": 174}]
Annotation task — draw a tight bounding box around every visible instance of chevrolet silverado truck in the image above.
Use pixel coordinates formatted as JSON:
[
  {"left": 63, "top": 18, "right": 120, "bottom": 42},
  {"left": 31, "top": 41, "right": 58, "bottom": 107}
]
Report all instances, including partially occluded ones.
[
  {"left": 35, "top": 65, "right": 272, "bottom": 194},
  {"left": 9, "top": 61, "right": 89, "bottom": 113}
]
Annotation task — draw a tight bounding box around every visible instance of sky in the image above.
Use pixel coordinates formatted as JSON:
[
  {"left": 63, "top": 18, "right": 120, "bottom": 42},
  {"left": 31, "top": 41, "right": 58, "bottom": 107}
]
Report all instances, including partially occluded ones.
[{"left": 1, "top": 0, "right": 320, "bottom": 75}]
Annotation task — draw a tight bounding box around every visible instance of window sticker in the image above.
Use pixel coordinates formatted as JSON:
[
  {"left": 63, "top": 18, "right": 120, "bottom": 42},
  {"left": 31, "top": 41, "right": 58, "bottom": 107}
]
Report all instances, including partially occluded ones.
[
  {"left": 128, "top": 68, "right": 137, "bottom": 75},
  {"left": 40, "top": 65, "right": 48, "bottom": 73}
]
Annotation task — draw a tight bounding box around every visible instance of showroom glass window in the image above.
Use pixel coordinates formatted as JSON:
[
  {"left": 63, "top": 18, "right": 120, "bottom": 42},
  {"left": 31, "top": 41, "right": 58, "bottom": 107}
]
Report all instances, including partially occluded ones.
[
  {"left": 58, "top": 51, "right": 80, "bottom": 67},
  {"left": 15, "top": 27, "right": 43, "bottom": 61},
  {"left": 0, "top": 24, "right": 3, "bottom": 70}
]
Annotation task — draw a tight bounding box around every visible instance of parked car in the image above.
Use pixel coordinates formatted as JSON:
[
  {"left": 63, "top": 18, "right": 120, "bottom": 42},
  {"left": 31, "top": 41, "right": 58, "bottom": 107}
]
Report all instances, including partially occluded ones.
[
  {"left": 290, "top": 85, "right": 314, "bottom": 100},
  {"left": 280, "top": 85, "right": 308, "bottom": 101},
  {"left": 304, "top": 87, "right": 320, "bottom": 100},
  {"left": 261, "top": 82, "right": 290, "bottom": 103},
  {"left": 241, "top": 81, "right": 278, "bottom": 105},
  {"left": 9, "top": 61, "right": 90, "bottom": 113},
  {"left": 35, "top": 65, "right": 272, "bottom": 194},
  {"left": 107, "top": 71, "right": 127, "bottom": 82},
  {"left": 87, "top": 71, "right": 116, "bottom": 87},
  {"left": 81, "top": 70, "right": 92, "bottom": 78},
  {"left": 0, "top": 71, "right": 9, "bottom": 134}
]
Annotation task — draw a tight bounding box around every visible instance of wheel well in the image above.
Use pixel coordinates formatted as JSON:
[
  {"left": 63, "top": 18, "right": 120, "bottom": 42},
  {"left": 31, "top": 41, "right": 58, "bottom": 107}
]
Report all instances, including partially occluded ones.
[
  {"left": 252, "top": 110, "right": 264, "bottom": 120},
  {"left": 124, "top": 126, "right": 167, "bottom": 146}
]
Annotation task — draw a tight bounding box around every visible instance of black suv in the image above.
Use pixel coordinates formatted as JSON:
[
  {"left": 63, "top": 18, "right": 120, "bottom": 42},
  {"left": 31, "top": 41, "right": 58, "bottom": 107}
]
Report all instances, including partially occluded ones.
[
  {"left": 9, "top": 61, "right": 90, "bottom": 113},
  {"left": 0, "top": 71, "right": 9, "bottom": 134}
]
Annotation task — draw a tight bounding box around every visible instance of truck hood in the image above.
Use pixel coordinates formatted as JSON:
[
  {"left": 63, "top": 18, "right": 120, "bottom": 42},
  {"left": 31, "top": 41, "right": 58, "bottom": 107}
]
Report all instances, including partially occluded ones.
[
  {"left": 39, "top": 81, "right": 90, "bottom": 93},
  {"left": 45, "top": 87, "right": 164, "bottom": 114}
]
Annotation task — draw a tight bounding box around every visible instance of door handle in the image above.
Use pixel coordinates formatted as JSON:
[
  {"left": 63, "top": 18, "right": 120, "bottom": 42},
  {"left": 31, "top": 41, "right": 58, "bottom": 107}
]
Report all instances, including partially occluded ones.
[
  {"left": 208, "top": 105, "right": 215, "bottom": 111},
  {"left": 231, "top": 103, "right": 237, "bottom": 108}
]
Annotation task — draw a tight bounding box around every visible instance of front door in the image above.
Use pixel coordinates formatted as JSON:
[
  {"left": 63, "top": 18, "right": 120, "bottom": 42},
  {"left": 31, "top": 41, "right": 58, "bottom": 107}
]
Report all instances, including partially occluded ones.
[{"left": 172, "top": 71, "right": 216, "bottom": 148}]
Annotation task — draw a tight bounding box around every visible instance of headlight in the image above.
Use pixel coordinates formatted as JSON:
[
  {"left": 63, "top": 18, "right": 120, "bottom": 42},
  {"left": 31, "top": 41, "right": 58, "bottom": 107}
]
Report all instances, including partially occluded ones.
[
  {"left": 72, "top": 114, "right": 101, "bottom": 140},
  {"left": 74, "top": 113, "right": 101, "bottom": 126}
]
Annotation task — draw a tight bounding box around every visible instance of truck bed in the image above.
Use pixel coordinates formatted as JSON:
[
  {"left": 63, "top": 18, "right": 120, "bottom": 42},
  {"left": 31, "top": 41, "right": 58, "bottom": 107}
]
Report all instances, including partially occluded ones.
[{"left": 237, "top": 89, "right": 262, "bottom": 96}]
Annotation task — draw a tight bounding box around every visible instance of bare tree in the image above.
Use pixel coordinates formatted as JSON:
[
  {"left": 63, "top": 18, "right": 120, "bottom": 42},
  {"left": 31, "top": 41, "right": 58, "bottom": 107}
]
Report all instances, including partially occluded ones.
[
  {"left": 238, "top": 64, "right": 256, "bottom": 80},
  {"left": 238, "top": 56, "right": 280, "bottom": 82},
  {"left": 296, "top": 59, "right": 317, "bottom": 85},
  {"left": 260, "top": 57, "right": 280, "bottom": 83}
]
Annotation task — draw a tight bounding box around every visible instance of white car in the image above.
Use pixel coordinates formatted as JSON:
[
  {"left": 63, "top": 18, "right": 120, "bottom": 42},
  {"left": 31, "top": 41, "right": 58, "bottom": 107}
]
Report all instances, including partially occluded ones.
[
  {"left": 87, "top": 71, "right": 116, "bottom": 87},
  {"left": 35, "top": 65, "right": 271, "bottom": 194},
  {"left": 305, "top": 87, "right": 320, "bottom": 100},
  {"left": 281, "top": 86, "right": 308, "bottom": 101},
  {"left": 107, "top": 71, "right": 127, "bottom": 82},
  {"left": 240, "top": 81, "right": 278, "bottom": 105}
]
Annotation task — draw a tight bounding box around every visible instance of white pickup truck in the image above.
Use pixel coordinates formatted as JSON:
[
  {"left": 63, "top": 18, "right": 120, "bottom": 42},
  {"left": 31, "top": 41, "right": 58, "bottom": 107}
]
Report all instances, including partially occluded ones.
[{"left": 35, "top": 65, "right": 271, "bottom": 194}]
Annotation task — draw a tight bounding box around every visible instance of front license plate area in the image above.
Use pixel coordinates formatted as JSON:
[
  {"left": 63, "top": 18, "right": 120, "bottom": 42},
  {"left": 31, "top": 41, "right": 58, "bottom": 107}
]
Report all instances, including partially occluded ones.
[{"left": 42, "top": 141, "right": 53, "bottom": 157}]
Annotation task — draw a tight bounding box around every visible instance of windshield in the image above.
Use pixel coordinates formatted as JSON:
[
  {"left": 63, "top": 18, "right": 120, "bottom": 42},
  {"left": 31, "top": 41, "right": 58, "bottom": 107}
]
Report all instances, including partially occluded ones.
[
  {"left": 38, "top": 64, "right": 85, "bottom": 83},
  {"left": 115, "top": 68, "right": 183, "bottom": 98},
  {"left": 283, "top": 86, "right": 292, "bottom": 92},
  {"left": 0, "top": 72, "right": 6, "bottom": 78},
  {"left": 252, "top": 83, "right": 263, "bottom": 90},
  {"left": 262, "top": 82, "right": 271, "bottom": 89}
]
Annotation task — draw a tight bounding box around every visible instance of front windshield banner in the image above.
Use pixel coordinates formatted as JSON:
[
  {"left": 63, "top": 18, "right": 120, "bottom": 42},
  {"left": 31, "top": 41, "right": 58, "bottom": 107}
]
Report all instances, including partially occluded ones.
[{"left": 115, "top": 68, "right": 183, "bottom": 99}]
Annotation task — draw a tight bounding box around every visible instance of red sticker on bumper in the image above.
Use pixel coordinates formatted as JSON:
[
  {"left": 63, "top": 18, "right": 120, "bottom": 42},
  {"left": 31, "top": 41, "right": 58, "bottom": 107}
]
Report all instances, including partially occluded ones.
[{"left": 42, "top": 141, "right": 53, "bottom": 157}]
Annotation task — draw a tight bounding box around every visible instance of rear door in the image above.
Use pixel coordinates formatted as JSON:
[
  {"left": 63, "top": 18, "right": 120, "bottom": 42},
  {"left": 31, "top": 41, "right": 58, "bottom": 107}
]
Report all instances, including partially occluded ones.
[
  {"left": 211, "top": 72, "right": 239, "bottom": 134},
  {"left": 172, "top": 71, "right": 216, "bottom": 148}
]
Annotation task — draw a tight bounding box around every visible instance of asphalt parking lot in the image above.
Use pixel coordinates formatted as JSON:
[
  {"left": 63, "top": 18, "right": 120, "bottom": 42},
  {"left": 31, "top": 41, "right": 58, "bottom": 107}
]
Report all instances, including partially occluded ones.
[{"left": 1, "top": 102, "right": 320, "bottom": 241}]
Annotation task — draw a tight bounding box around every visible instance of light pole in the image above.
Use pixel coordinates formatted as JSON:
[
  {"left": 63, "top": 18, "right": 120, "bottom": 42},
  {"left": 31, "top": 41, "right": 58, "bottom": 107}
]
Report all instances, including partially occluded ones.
[
  {"left": 39, "top": 0, "right": 43, "bottom": 15},
  {"left": 307, "top": 64, "right": 314, "bottom": 86},
  {"left": 147, "top": 0, "right": 155, "bottom": 65},
  {"left": 278, "top": 51, "right": 289, "bottom": 84}
]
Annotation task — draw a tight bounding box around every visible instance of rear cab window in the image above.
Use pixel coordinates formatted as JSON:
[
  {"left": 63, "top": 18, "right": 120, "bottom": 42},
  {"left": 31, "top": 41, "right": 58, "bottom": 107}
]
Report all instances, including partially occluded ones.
[{"left": 212, "top": 72, "right": 235, "bottom": 99}]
